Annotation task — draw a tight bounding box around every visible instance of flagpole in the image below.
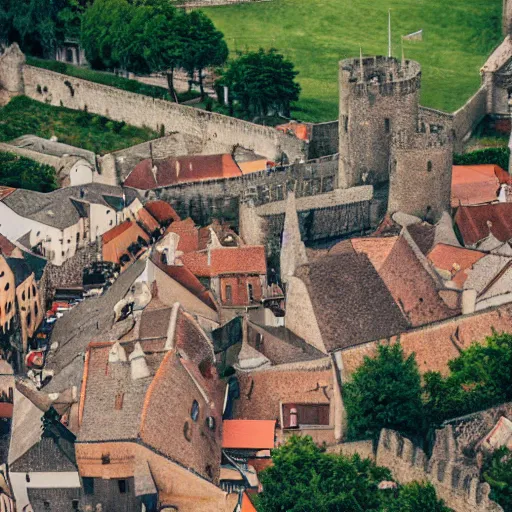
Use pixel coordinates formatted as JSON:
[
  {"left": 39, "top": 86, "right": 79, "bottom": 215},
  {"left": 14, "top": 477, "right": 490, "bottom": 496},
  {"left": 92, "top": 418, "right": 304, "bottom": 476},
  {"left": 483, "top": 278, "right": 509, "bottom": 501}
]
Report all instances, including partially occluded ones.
[{"left": 388, "top": 9, "right": 392, "bottom": 57}]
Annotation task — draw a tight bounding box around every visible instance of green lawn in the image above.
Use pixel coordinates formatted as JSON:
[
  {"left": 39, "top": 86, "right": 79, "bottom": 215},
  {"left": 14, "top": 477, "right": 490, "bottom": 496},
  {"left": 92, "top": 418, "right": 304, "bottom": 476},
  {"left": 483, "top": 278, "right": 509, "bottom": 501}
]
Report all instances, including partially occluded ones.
[
  {"left": 204, "top": 0, "right": 503, "bottom": 122},
  {"left": 0, "top": 96, "right": 157, "bottom": 154}
]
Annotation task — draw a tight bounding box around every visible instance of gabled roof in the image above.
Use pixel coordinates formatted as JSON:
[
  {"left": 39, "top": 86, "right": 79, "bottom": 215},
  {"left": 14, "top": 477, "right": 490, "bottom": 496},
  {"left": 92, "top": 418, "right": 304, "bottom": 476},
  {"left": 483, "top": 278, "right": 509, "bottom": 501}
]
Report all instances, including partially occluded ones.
[
  {"left": 164, "top": 218, "right": 199, "bottom": 253},
  {"left": 102, "top": 221, "right": 150, "bottom": 266},
  {"left": 136, "top": 207, "right": 160, "bottom": 234},
  {"left": 181, "top": 246, "right": 267, "bottom": 277},
  {"left": 222, "top": 420, "right": 276, "bottom": 449},
  {"left": 0, "top": 234, "right": 16, "bottom": 256},
  {"left": 427, "top": 244, "right": 486, "bottom": 287},
  {"left": 330, "top": 236, "right": 398, "bottom": 271},
  {"left": 6, "top": 257, "right": 32, "bottom": 287},
  {"left": 451, "top": 164, "right": 510, "bottom": 207},
  {"left": 294, "top": 252, "right": 409, "bottom": 352},
  {"left": 124, "top": 154, "right": 245, "bottom": 190},
  {"left": 455, "top": 203, "right": 512, "bottom": 246},
  {"left": 144, "top": 200, "right": 180, "bottom": 224}
]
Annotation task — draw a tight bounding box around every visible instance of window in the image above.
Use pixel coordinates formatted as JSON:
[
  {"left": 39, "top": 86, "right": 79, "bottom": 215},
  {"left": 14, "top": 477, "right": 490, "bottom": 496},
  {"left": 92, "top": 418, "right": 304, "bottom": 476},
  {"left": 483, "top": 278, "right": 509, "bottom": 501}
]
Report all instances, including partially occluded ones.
[
  {"left": 43, "top": 501, "right": 50, "bottom": 509},
  {"left": 101, "top": 453, "right": 110, "bottom": 465},
  {"left": 109, "top": 220, "right": 113, "bottom": 226},
  {"left": 26, "top": 313, "right": 31, "bottom": 326},
  {"left": 4, "top": 283, "right": 9, "bottom": 291},
  {"left": 183, "top": 421, "right": 192, "bottom": 442},
  {"left": 248, "top": 283, "right": 254, "bottom": 302},
  {"left": 343, "top": 116, "right": 348, "bottom": 133},
  {"left": 61, "top": 251, "right": 65, "bottom": 257},
  {"left": 76, "top": 233, "right": 80, "bottom": 244},
  {"left": 72, "top": 500, "right": 79, "bottom": 510},
  {"left": 190, "top": 400, "right": 199, "bottom": 422},
  {"left": 384, "top": 118, "right": 390, "bottom": 133},
  {"left": 25, "top": 473, "right": 30, "bottom": 483},
  {"left": 427, "top": 161, "right": 433, "bottom": 172},
  {"left": 21, "top": 291, "right": 25, "bottom": 301},
  {"left": 206, "top": 416, "right": 216, "bottom": 431},
  {"left": 118, "top": 479, "right": 128, "bottom": 493},
  {"left": 32, "top": 285, "right": 36, "bottom": 297},
  {"left": 35, "top": 303, "right": 39, "bottom": 317},
  {"left": 225, "top": 285, "right": 232, "bottom": 304},
  {"left": 83, "top": 477, "right": 94, "bottom": 495}
]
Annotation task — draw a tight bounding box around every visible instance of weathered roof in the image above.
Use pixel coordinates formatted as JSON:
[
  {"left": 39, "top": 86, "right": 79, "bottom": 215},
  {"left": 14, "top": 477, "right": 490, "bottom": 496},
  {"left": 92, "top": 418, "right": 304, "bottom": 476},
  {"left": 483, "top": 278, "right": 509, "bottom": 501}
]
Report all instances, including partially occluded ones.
[
  {"left": 378, "top": 236, "right": 460, "bottom": 327},
  {"left": 329, "top": 236, "right": 398, "bottom": 271},
  {"left": 136, "top": 207, "right": 160, "bottom": 234},
  {"left": 6, "top": 257, "right": 31, "bottom": 287},
  {"left": 164, "top": 218, "right": 199, "bottom": 253},
  {"left": 0, "top": 235, "right": 16, "bottom": 256},
  {"left": 428, "top": 243, "right": 486, "bottom": 287},
  {"left": 138, "top": 306, "right": 172, "bottom": 340},
  {"left": 294, "top": 252, "right": 409, "bottom": 352},
  {"left": 102, "top": 221, "right": 150, "bottom": 266},
  {"left": 1, "top": 184, "right": 139, "bottom": 230},
  {"left": 181, "top": 246, "right": 267, "bottom": 277},
  {"left": 455, "top": 203, "right": 512, "bottom": 246},
  {"left": 247, "top": 321, "right": 327, "bottom": 365},
  {"left": 406, "top": 222, "right": 436, "bottom": 255},
  {"left": 144, "top": 200, "right": 180, "bottom": 224},
  {"left": 451, "top": 164, "right": 509, "bottom": 207},
  {"left": 124, "top": 154, "right": 244, "bottom": 190},
  {"left": 222, "top": 420, "right": 275, "bottom": 449},
  {"left": 463, "top": 254, "right": 512, "bottom": 296}
]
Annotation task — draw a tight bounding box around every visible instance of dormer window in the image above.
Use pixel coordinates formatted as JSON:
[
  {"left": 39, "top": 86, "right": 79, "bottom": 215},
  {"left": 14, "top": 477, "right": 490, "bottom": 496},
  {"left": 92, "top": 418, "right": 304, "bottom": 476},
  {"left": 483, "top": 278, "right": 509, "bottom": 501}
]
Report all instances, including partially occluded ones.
[
  {"left": 206, "top": 416, "right": 216, "bottom": 431},
  {"left": 190, "top": 400, "right": 199, "bottom": 422}
]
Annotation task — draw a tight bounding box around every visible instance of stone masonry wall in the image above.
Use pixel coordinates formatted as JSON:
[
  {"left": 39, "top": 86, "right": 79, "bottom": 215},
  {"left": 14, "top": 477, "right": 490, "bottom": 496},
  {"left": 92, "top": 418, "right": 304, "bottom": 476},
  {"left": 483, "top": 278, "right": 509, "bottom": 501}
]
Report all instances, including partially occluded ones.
[
  {"left": 452, "top": 85, "right": 488, "bottom": 152},
  {"left": 22, "top": 66, "right": 306, "bottom": 162},
  {"left": 309, "top": 121, "right": 339, "bottom": 159},
  {"left": 0, "top": 43, "right": 25, "bottom": 93}
]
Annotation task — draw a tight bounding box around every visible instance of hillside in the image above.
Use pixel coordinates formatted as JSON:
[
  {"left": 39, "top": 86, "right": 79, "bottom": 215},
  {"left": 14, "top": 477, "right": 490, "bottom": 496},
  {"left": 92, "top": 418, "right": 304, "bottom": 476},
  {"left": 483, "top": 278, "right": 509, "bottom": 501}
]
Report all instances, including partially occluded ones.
[{"left": 204, "top": 0, "right": 503, "bottom": 122}]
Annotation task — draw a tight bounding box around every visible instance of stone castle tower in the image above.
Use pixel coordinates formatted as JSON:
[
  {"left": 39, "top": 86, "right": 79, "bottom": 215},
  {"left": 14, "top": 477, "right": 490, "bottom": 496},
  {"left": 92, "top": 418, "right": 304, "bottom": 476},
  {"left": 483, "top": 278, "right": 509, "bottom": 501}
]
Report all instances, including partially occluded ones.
[{"left": 338, "top": 55, "right": 452, "bottom": 220}]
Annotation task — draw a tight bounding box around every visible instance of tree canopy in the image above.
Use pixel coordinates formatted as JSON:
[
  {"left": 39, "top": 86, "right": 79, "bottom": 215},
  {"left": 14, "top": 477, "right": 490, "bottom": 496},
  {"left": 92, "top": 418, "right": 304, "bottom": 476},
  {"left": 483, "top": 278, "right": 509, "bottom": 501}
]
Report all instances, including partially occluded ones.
[
  {"left": 343, "top": 344, "right": 425, "bottom": 441},
  {"left": 219, "top": 48, "right": 301, "bottom": 118},
  {"left": 256, "top": 436, "right": 451, "bottom": 512},
  {"left": 483, "top": 447, "right": 512, "bottom": 512},
  {"left": 0, "top": 152, "right": 58, "bottom": 192}
]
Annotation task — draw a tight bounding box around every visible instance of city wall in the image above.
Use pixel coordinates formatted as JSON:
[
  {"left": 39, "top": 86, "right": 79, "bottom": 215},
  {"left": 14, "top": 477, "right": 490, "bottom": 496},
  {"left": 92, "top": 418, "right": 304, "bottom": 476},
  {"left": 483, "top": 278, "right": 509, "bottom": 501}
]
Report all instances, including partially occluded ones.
[
  {"left": 376, "top": 428, "right": 503, "bottom": 512},
  {"left": 22, "top": 65, "right": 307, "bottom": 162}
]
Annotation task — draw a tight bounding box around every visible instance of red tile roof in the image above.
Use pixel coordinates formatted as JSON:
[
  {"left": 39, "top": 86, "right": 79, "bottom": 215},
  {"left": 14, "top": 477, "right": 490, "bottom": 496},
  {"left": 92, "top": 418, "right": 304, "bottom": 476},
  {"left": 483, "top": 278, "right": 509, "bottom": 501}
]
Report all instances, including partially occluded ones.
[
  {"left": 455, "top": 203, "right": 512, "bottom": 246},
  {"left": 181, "top": 246, "right": 267, "bottom": 277},
  {"left": 0, "top": 187, "right": 15, "bottom": 201},
  {"left": 222, "top": 420, "right": 276, "bottom": 449},
  {"left": 451, "top": 164, "right": 510, "bottom": 207},
  {"left": 427, "top": 243, "right": 486, "bottom": 287},
  {"left": 136, "top": 207, "right": 160, "bottom": 234},
  {"left": 241, "top": 492, "right": 258, "bottom": 512},
  {"left": 144, "top": 200, "right": 180, "bottom": 224},
  {"left": 164, "top": 218, "right": 199, "bottom": 253},
  {"left": 102, "top": 221, "right": 150, "bottom": 266},
  {"left": 0, "top": 234, "right": 16, "bottom": 257},
  {"left": 124, "top": 154, "right": 244, "bottom": 190}
]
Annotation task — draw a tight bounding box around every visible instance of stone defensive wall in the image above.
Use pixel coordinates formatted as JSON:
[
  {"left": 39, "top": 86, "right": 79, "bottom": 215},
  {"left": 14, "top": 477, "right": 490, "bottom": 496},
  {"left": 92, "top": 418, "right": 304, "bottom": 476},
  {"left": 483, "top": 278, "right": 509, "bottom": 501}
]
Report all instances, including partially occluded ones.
[
  {"left": 22, "top": 65, "right": 307, "bottom": 162},
  {"left": 308, "top": 121, "right": 339, "bottom": 159},
  {"left": 376, "top": 428, "right": 503, "bottom": 512}
]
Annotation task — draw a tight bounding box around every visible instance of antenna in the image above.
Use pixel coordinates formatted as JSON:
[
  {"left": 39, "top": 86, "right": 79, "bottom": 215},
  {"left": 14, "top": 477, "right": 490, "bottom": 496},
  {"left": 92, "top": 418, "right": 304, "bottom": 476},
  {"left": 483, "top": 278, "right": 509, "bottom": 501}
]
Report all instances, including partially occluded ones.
[{"left": 388, "top": 9, "right": 392, "bottom": 57}]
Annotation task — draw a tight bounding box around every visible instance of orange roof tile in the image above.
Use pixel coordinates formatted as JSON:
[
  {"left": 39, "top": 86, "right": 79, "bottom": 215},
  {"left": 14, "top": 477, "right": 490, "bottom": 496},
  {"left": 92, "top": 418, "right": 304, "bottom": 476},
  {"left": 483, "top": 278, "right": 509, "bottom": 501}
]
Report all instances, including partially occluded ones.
[
  {"left": 164, "top": 218, "right": 199, "bottom": 253},
  {"left": 144, "top": 200, "right": 180, "bottom": 223},
  {"left": 451, "top": 164, "right": 509, "bottom": 207},
  {"left": 237, "top": 159, "right": 268, "bottom": 174},
  {"left": 222, "top": 420, "right": 276, "bottom": 449},
  {"left": 181, "top": 246, "right": 267, "bottom": 277},
  {"left": 241, "top": 492, "right": 258, "bottom": 512},
  {"left": 427, "top": 243, "right": 486, "bottom": 287},
  {"left": 350, "top": 237, "right": 398, "bottom": 271},
  {"left": 136, "top": 207, "right": 160, "bottom": 233},
  {"left": 102, "top": 221, "right": 150, "bottom": 266},
  {"left": 0, "top": 187, "right": 16, "bottom": 201}
]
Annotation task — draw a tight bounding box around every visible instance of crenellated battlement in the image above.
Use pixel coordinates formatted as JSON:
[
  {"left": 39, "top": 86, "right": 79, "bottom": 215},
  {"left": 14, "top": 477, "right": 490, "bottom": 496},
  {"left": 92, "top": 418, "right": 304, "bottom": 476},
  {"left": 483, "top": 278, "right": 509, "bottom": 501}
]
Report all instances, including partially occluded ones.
[
  {"left": 377, "top": 428, "right": 503, "bottom": 512},
  {"left": 392, "top": 128, "right": 451, "bottom": 150}
]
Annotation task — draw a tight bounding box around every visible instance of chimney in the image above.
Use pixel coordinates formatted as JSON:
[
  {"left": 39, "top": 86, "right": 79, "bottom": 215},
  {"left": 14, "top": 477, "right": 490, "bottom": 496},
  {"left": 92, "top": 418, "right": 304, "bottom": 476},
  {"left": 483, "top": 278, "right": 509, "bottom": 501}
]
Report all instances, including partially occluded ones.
[
  {"left": 129, "top": 342, "right": 150, "bottom": 380},
  {"left": 109, "top": 342, "right": 127, "bottom": 363}
]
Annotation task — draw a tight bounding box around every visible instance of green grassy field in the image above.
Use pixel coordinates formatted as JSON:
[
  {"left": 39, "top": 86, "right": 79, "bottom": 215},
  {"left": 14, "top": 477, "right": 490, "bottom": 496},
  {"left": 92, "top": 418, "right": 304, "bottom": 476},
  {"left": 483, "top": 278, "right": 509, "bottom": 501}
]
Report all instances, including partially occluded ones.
[
  {"left": 0, "top": 96, "right": 157, "bottom": 154},
  {"left": 204, "top": 0, "right": 503, "bottom": 122}
]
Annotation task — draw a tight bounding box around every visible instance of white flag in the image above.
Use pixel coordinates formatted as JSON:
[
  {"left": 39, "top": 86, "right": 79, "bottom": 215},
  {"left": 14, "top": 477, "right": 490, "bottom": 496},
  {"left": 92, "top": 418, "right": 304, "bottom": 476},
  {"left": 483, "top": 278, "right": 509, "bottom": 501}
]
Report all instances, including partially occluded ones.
[{"left": 402, "top": 29, "right": 423, "bottom": 41}]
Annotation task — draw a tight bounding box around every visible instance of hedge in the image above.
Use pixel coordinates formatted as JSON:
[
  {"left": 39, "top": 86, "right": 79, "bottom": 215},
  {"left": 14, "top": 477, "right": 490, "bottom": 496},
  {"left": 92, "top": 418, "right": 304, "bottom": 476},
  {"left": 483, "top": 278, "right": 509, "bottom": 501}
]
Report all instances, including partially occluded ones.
[{"left": 453, "top": 147, "right": 510, "bottom": 171}]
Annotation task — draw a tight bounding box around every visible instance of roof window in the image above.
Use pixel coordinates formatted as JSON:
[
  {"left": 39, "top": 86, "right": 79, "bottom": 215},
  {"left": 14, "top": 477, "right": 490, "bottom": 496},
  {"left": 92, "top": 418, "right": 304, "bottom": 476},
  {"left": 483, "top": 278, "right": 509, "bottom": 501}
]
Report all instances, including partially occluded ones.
[{"left": 191, "top": 400, "right": 199, "bottom": 422}]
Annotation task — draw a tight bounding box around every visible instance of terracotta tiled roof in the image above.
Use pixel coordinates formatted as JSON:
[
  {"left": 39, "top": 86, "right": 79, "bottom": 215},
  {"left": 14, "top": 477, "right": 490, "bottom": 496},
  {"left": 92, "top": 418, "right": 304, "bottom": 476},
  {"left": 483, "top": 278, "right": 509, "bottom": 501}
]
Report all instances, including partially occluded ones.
[
  {"left": 295, "top": 252, "right": 408, "bottom": 352},
  {"left": 124, "top": 154, "right": 244, "bottom": 190},
  {"left": 144, "top": 200, "right": 180, "bottom": 224},
  {"left": 427, "top": 243, "right": 486, "bottom": 287},
  {"left": 455, "top": 203, "right": 512, "bottom": 246},
  {"left": 136, "top": 207, "right": 160, "bottom": 234},
  {"left": 0, "top": 234, "right": 16, "bottom": 257},
  {"left": 276, "top": 121, "right": 310, "bottom": 141},
  {"left": 237, "top": 159, "right": 268, "bottom": 174},
  {"left": 406, "top": 222, "right": 437, "bottom": 255},
  {"left": 181, "top": 246, "right": 267, "bottom": 277},
  {"left": 0, "top": 187, "right": 15, "bottom": 201},
  {"left": 451, "top": 164, "right": 510, "bottom": 207},
  {"left": 164, "top": 218, "right": 199, "bottom": 253},
  {"left": 241, "top": 492, "right": 258, "bottom": 512},
  {"left": 330, "top": 236, "right": 398, "bottom": 272},
  {"left": 102, "top": 221, "right": 150, "bottom": 266},
  {"left": 378, "top": 236, "right": 460, "bottom": 327},
  {"left": 222, "top": 420, "right": 276, "bottom": 449}
]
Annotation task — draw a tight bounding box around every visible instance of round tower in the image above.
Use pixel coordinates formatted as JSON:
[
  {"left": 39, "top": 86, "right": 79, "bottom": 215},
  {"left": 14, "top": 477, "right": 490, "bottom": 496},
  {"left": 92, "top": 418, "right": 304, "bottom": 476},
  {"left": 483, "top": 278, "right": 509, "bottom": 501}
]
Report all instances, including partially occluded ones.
[
  {"left": 388, "top": 128, "right": 453, "bottom": 221},
  {"left": 338, "top": 56, "right": 421, "bottom": 188}
]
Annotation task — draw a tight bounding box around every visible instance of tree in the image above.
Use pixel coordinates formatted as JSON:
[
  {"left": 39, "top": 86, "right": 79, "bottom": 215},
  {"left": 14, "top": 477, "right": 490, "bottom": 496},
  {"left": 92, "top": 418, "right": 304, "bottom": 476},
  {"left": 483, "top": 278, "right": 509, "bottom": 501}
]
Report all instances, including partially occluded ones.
[
  {"left": 424, "top": 331, "right": 512, "bottom": 426},
  {"left": 483, "top": 447, "right": 512, "bottom": 512},
  {"left": 181, "top": 10, "right": 228, "bottom": 99},
  {"left": 0, "top": 152, "right": 58, "bottom": 192},
  {"left": 256, "top": 436, "right": 452, "bottom": 512},
  {"left": 343, "top": 344, "right": 424, "bottom": 441},
  {"left": 220, "top": 48, "right": 301, "bottom": 117}
]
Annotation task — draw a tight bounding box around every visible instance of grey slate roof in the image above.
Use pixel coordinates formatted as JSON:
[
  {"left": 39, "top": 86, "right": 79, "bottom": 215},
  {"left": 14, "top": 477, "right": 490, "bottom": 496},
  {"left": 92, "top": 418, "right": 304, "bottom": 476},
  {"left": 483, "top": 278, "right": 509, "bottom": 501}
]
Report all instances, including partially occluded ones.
[
  {"left": 45, "top": 259, "right": 145, "bottom": 383},
  {"left": 294, "top": 252, "right": 409, "bottom": 352},
  {"left": 2, "top": 184, "right": 140, "bottom": 230}
]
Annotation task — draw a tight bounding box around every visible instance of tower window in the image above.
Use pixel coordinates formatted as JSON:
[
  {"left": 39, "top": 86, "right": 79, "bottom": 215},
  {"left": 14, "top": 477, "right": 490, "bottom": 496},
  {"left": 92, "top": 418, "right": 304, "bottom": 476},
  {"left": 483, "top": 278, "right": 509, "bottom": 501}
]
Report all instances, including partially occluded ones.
[
  {"left": 427, "top": 161, "right": 433, "bottom": 172},
  {"left": 384, "top": 118, "right": 390, "bottom": 133},
  {"left": 118, "top": 479, "right": 128, "bottom": 493},
  {"left": 344, "top": 116, "right": 348, "bottom": 133}
]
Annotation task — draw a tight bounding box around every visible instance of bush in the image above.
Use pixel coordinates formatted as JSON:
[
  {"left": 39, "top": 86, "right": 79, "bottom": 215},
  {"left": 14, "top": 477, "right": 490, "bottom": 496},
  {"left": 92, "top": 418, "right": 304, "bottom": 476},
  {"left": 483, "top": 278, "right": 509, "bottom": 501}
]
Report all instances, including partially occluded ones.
[
  {"left": 0, "top": 152, "right": 58, "bottom": 192},
  {"left": 483, "top": 447, "right": 512, "bottom": 512},
  {"left": 453, "top": 147, "right": 510, "bottom": 171}
]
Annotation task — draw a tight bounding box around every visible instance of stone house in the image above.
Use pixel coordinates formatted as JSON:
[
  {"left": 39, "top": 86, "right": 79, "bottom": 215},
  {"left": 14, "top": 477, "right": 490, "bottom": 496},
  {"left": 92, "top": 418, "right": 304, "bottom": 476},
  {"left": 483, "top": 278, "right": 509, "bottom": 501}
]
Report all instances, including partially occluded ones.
[{"left": 0, "top": 184, "right": 142, "bottom": 266}]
